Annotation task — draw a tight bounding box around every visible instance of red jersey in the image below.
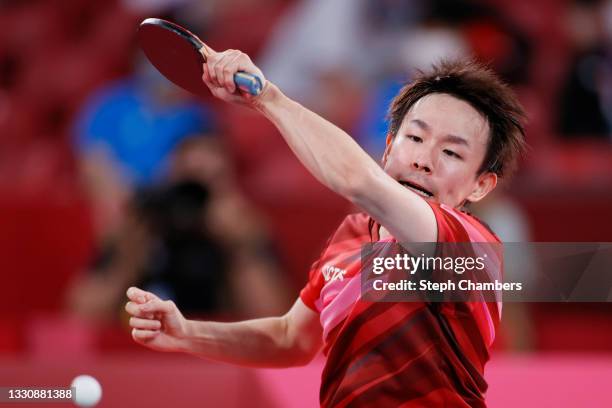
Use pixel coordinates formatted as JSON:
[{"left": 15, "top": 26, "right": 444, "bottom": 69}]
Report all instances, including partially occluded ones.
[{"left": 300, "top": 202, "right": 501, "bottom": 407}]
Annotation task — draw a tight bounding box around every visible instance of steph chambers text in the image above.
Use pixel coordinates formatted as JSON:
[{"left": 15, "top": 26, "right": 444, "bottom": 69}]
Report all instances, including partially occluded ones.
[{"left": 372, "top": 279, "right": 522, "bottom": 292}]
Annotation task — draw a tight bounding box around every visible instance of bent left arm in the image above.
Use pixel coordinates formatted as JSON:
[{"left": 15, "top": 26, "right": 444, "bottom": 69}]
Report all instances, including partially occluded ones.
[
  {"left": 201, "top": 50, "right": 436, "bottom": 243},
  {"left": 255, "top": 85, "right": 436, "bottom": 243}
]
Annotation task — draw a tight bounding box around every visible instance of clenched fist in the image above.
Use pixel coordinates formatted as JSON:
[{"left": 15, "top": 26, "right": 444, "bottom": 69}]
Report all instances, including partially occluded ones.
[
  {"left": 201, "top": 47, "right": 272, "bottom": 107},
  {"left": 125, "top": 287, "right": 191, "bottom": 353}
]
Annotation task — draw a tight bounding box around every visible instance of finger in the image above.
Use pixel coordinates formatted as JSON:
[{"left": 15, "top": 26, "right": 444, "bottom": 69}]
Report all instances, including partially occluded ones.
[
  {"left": 202, "top": 64, "right": 219, "bottom": 94},
  {"left": 201, "top": 66, "right": 225, "bottom": 98},
  {"left": 233, "top": 56, "right": 266, "bottom": 95},
  {"left": 125, "top": 301, "right": 155, "bottom": 319},
  {"left": 213, "top": 52, "right": 233, "bottom": 89},
  {"left": 221, "top": 52, "right": 241, "bottom": 93},
  {"left": 129, "top": 317, "right": 162, "bottom": 330},
  {"left": 202, "top": 63, "right": 210, "bottom": 83},
  {"left": 213, "top": 50, "right": 239, "bottom": 89},
  {"left": 201, "top": 42, "right": 216, "bottom": 57},
  {"left": 202, "top": 63, "right": 217, "bottom": 92},
  {"left": 205, "top": 60, "right": 216, "bottom": 87},
  {"left": 207, "top": 53, "right": 222, "bottom": 88},
  {"left": 141, "top": 298, "right": 175, "bottom": 314},
  {"left": 126, "top": 287, "right": 157, "bottom": 303},
  {"left": 132, "top": 328, "right": 159, "bottom": 342},
  {"left": 198, "top": 47, "right": 208, "bottom": 63}
]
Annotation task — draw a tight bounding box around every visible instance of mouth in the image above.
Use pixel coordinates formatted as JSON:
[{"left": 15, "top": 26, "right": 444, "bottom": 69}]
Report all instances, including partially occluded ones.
[{"left": 399, "top": 180, "right": 434, "bottom": 198}]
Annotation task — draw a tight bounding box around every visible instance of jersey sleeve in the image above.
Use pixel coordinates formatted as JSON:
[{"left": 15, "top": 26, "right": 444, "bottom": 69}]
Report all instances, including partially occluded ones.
[
  {"left": 299, "top": 257, "right": 326, "bottom": 312},
  {"left": 427, "top": 201, "right": 499, "bottom": 244},
  {"left": 427, "top": 201, "right": 471, "bottom": 243},
  {"left": 299, "top": 213, "right": 371, "bottom": 313},
  {"left": 299, "top": 223, "right": 342, "bottom": 313}
]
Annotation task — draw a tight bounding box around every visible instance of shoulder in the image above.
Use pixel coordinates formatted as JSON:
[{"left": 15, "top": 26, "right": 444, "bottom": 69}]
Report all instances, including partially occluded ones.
[
  {"left": 329, "top": 212, "right": 373, "bottom": 243},
  {"left": 427, "top": 202, "right": 500, "bottom": 243},
  {"left": 299, "top": 212, "right": 371, "bottom": 312}
]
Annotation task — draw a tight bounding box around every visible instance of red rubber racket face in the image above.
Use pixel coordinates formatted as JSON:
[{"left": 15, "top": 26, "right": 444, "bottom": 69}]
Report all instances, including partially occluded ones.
[{"left": 138, "top": 18, "right": 209, "bottom": 96}]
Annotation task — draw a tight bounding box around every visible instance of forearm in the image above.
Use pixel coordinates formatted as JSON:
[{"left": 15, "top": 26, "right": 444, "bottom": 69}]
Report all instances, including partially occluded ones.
[
  {"left": 255, "top": 84, "right": 383, "bottom": 199},
  {"left": 180, "top": 316, "right": 306, "bottom": 368}
]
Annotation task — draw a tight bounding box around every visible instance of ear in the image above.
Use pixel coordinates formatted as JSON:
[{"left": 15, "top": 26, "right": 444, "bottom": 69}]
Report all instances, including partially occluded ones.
[
  {"left": 381, "top": 133, "right": 394, "bottom": 165},
  {"left": 466, "top": 172, "right": 497, "bottom": 203}
]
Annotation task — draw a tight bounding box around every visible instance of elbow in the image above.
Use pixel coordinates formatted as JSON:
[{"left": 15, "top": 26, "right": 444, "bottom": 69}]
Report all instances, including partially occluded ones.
[
  {"left": 279, "top": 315, "right": 321, "bottom": 367},
  {"left": 282, "top": 345, "right": 319, "bottom": 368},
  {"left": 290, "top": 342, "right": 320, "bottom": 367},
  {"left": 281, "top": 328, "right": 320, "bottom": 367},
  {"left": 340, "top": 167, "right": 381, "bottom": 207}
]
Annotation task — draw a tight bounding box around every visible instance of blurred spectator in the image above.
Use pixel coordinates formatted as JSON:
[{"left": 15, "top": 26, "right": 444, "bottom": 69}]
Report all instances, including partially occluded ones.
[
  {"left": 557, "top": 0, "right": 612, "bottom": 139},
  {"left": 354, "top": 0, "right": 532, "bottom": 157},
  {"left": 431, "top": 0, "right": 533, "bottom": 85},
  {"left": 72, "top": 56, "right": 215, "bottom": 240},
  {"left": 258, "top": 0, "right": 370, "bottom": 104},
  {"left": 257, "top": 0, "right": 402, "bottom": 130},
  {"left": 259, "top": 0, "right": 531, "bottom": 99},
  {"left": 67, "top": 136, "right": 292, "bottom": 321}
]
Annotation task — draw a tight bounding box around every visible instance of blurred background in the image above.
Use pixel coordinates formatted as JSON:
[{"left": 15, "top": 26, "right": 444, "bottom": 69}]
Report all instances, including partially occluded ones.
[{"left": 0, "top": 0, "right": 611, "bottom": 406}]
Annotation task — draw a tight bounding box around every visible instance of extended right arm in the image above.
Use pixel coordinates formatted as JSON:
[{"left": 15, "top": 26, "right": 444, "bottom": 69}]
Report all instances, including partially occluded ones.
[{"left": 125, "top": 287, "right": 322, "bottom": 368}]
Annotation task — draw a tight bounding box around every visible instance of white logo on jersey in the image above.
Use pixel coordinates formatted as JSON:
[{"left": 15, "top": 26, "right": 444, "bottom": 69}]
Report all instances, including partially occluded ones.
[{"left": 322, "top": 264, "right": 346, "bottom": 282}]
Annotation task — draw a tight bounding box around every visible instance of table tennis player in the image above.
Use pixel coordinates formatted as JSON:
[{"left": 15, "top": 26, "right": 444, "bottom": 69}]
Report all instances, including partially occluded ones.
[{"left": 126, "top": 48, "right": 526, "bottom": 407}]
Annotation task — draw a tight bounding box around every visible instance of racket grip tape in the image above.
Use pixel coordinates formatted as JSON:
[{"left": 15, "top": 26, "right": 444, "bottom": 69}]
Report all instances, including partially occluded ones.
[{"left": 234, "top": 72, "right": 263, "bottom": 96}]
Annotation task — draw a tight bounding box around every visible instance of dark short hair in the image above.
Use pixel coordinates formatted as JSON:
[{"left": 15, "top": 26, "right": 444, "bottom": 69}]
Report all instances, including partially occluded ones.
[{"left": 387, "top": 59, "right": 527, "bottom": 178}]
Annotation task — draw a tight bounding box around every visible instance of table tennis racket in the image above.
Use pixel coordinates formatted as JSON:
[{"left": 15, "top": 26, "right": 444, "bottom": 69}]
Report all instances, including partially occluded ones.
[{"left": 138, "top": 18, "right": 263, "bottom": 97}]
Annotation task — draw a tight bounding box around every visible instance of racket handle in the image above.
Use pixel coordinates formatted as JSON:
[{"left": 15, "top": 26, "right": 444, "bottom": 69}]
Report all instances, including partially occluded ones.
[{"left": 234, "top": 72, "right": 263, "bottom": 96}]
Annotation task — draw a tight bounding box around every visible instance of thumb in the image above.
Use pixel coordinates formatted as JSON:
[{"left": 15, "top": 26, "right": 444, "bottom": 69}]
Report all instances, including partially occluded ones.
[
  {"left": 141, "top": 298, "right": 175, "bottom": 315},
  {"left": 126, "top": 286, "right": 159, "bottom": 304}
]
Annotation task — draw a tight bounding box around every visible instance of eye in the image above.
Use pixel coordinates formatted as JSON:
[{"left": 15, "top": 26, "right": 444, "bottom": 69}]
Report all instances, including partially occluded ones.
[
  {"left": 407, "top": 135, "right": 423, "bottom": 143},
  {"left": 443, "top": 149, "right": 462, "bottom": 160}
]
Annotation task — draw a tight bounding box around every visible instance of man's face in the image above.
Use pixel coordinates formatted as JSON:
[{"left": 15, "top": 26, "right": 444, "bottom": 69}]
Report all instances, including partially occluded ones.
[{"left": 383, "top": 93, "right": 496, "bottom": 208}]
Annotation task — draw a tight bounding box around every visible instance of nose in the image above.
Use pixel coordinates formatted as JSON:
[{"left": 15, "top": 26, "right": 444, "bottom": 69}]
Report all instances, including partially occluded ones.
[{"left": 411, "top": 159, "right": 432, "bottom": 174}]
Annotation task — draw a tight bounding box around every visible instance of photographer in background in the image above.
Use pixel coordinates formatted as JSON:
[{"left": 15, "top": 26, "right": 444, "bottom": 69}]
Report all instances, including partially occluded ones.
[{"left": 67, "top": 136, "right": 291, "bottom": 321}]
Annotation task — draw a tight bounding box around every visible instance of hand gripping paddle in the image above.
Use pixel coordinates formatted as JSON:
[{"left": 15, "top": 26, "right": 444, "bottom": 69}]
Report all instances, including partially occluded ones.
[{"left": 138, "top": 18, "right": 263, "bottom": 97}]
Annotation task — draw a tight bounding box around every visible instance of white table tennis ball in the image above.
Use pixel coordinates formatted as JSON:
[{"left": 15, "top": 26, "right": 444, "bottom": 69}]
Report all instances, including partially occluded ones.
[{"left": 71, "top": 375, "right": 102, "bottom": 407}]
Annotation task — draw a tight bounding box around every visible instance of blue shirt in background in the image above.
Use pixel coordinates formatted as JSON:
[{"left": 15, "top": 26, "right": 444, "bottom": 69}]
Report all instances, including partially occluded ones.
[{"left": 74, "top": 79, "right": 215, "bottom": 186}]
